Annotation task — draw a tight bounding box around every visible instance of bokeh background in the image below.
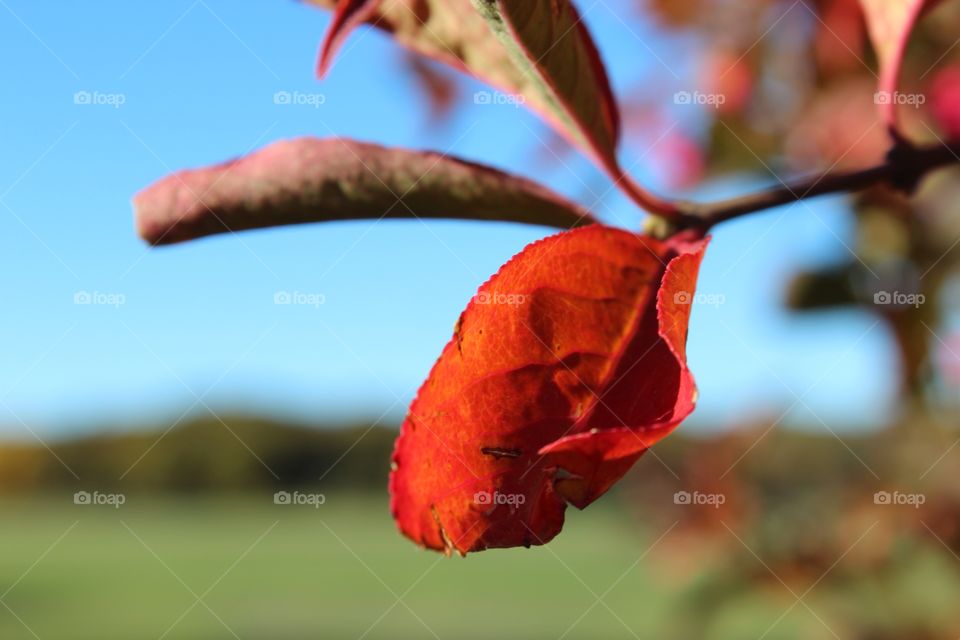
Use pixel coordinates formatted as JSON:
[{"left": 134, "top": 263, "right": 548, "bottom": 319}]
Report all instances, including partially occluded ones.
[{"left": 2, "top": 0, "right": 960, "bottom": 638}]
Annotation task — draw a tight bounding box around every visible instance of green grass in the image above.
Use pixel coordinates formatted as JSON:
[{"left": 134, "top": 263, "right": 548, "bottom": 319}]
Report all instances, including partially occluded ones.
[
  {"left": 0, "top": 493, "right": 682, "bottom": 640},
  {"left": 2, "top": 493, "right": 958, "bottom": 639}
]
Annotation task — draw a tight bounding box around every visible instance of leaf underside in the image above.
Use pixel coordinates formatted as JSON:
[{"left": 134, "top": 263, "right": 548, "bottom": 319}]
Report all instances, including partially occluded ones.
[
  {"left": 310, "top": 0, "right": 672, "bottom": 212},
  {"left": 133, "top": 137, "right": 593, "bottom": 245}
]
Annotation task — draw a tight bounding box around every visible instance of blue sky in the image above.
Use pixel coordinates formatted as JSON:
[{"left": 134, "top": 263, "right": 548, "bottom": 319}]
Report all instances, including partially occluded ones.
[{"left": 0, "top": 0, "right": 895, "bottom": 438}]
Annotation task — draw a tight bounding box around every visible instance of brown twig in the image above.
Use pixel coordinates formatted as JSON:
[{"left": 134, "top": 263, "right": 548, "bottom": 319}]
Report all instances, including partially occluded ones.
[{"left": 664, "top": 140, "right": 960, "bottom": 233}]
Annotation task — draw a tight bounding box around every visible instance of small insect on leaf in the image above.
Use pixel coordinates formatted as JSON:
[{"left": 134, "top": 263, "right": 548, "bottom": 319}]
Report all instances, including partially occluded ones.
[{"left": 390, "top": 225, "right": 709, "bottom": 554}]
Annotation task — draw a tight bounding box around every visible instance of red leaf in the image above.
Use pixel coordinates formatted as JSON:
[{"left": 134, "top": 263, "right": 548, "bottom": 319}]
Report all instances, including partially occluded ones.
[
  {"left": 389, "top": 225, "right": 708, "bottom": 554},
  {"left": 310, "top": 0, "right": 676, "bottom": 216},
  {"left": 317, "top": 0, "right": 379, "bottom": 77},
  {"left": 309, "top": 0, "right": 523, "bottom": 83},
  {"left": 133, "top": 137, "right": 593, "bottom": 245},
  {"left": 859, "top": 0, "right": 940, "bottom": 128}
]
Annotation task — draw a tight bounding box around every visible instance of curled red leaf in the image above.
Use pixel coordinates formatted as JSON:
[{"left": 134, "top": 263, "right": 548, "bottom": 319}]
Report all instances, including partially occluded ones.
[
  {"left": 133, "top": 137, "right": 593, "bottom": 245},
  {"left": 390, "top": 225, "right": 708, "bottom": 554}
]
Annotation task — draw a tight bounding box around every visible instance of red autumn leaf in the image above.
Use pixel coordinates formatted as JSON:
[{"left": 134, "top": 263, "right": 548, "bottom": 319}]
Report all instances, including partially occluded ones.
[
  {"left": 133, "top": 137, "right": 593, "bottom": 245},
  {"left": 311, "top": 0, "right": 486, "bottom": 78},
  {"left": 859, "top": 0, "right": 941, "bottom": 128},
  {"left": 317, "top": 0, "right": 379, "bottom": 77},
  {"left": 309, "top": 0, "right": 675, "bottom": 215},
  {"left": 390, "top": 225, "right": 708, "bottom": 554}
]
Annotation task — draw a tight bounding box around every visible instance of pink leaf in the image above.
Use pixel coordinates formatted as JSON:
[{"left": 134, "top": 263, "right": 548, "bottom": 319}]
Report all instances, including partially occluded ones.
[
  {"left": 317, "top": 0, "right": 379, "bottom": 77},
  {"left": 133, "top": 137, "right": 594, "bottom": 245},
  {"left": 859, "top": 0, "right": 940, "bottom": 129}
]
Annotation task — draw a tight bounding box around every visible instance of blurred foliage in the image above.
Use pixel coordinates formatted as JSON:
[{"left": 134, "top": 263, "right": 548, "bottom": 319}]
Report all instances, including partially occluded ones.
[
  {"left": 0, "top": 416, "right": 395, "bottom": 494},
  {"left": 635, "top": 0, "right": 960, "bottom": 409}
]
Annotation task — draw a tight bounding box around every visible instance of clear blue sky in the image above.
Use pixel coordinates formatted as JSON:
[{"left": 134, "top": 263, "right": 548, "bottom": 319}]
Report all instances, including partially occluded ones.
[{"left": 0, "top": 0, "right": 895, "bottom": 438}]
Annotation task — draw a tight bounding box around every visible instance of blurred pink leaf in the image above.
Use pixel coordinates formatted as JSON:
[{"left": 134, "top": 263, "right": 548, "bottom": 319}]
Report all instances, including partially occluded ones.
[
  {"left": 312, "top": 0, "right": 491, "bottom": 79},
  {"left": 931, "top": 65, "right": 960, "bottom": 139},
  {"left": 859, "top": 0, "right": 939, "bottom": 129},
  {"left": 133, "top": 137, "right": 593, "bottom": 245},
  {"left": 406, "top": 54, "right": 460, "bottom": 123},
  {"left": 316, "top": 0, "right": 379, "bottom": 77}
]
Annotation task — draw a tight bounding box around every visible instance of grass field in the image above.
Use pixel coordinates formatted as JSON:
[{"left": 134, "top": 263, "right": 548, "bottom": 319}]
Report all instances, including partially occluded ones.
[
  {"left": 0, "top": 492, "right": 669, "bottom": 640},
  {"left": 0, "top": 493, "right": 741, "bottom": 639},
  {"left": 2, "top": 491, "right": 957, "bottom": 639}
]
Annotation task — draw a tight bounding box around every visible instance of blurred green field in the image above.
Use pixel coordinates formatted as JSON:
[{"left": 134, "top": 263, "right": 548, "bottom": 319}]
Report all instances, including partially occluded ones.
[
  {"left": 8, "top": 492, "right": 960, "bottom": 640},
  {"left": 0, "top": 492, "right": 850, "bottom": 640},
  {"left": 1, "top": 493, "right": 683, "bottom": 640}
]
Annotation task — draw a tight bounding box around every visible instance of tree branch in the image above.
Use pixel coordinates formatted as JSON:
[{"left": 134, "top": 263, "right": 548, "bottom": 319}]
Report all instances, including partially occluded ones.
[{"left": 665, "top": 140, "right": 960, "bottom": 233}]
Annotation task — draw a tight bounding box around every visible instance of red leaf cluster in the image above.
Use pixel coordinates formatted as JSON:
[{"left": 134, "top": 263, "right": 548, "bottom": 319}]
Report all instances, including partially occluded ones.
[{"left": 135, "top": 0, "right": 717, "bottom": 554}]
